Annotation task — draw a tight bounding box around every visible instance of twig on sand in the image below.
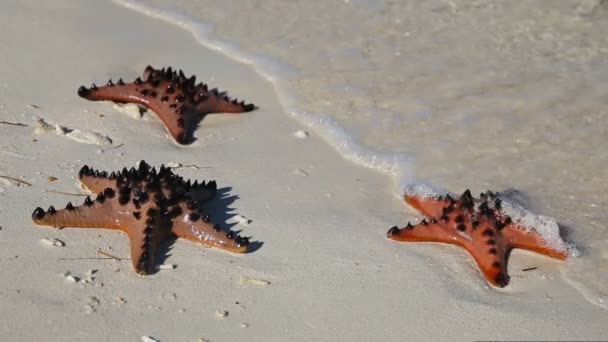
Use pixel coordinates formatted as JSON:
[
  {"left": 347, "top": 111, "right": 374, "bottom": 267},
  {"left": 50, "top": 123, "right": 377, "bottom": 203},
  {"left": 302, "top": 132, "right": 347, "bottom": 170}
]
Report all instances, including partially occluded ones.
[
  {"left": 169, "top": 163, "right": 213, "bottom": 170},
  {"left": 183, "top": 164, "right": 213, "bottom": 170},
  {"left": 0, "top": 121, "right": 28, "bottom": 127},
  {"left": 58, "top": 257, "right": 116, "bottom": 261},
  {"left": 101, "top": 143, "right": 124, "bottom": 152},
  {"left": 522, "top": 267, "right": 538, "bottom": 272},
  {"left": 97, "top": 250, "right": 123, "bottom": 261},
  {"left": 45, "top": 190, "right": 88, "bottom": 197},
  {"left": 0, "top": 175, "right": 32, "bottom": 186}
]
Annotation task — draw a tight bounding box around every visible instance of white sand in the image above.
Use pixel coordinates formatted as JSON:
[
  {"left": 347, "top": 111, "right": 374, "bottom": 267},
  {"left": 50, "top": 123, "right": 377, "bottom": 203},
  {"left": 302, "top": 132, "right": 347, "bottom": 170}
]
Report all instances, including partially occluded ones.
[{"left": 0, "top": 1, "right": 606, "bottom": 341}]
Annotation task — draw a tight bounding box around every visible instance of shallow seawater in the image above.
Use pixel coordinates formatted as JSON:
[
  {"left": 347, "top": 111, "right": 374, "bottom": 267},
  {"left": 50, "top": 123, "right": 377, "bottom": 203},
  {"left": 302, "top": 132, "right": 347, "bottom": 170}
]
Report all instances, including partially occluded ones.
[{"left": 116, "top": 0, "right": 608, "bottom": 308}]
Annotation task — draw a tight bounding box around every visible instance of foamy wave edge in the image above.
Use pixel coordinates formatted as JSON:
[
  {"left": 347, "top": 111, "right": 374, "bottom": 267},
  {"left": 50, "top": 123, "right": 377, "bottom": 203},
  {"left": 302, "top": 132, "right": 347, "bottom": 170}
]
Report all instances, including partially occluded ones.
[{"left": 112, "top": 0, "right": 414, "bottom": 190}]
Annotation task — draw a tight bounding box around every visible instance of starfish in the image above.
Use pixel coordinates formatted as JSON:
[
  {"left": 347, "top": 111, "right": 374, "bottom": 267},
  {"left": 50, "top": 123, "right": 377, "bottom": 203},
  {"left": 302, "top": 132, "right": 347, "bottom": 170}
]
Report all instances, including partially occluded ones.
[
  {"left": 31, "top": 161, "right": 250, "bottom": 275},
  {"left": 77, "top": 66, "right": 256, "bottom": 144},
  {"left": 387, "top": 189, "right": 570, "bottom": 287}
]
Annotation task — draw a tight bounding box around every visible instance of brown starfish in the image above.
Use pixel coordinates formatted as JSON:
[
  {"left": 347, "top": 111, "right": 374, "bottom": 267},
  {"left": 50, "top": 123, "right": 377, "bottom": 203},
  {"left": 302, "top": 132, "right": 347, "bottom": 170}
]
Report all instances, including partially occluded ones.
[
  {"left": 77, "top": 66, "right": 255, "bottom": 144},
  {"left": 32, "top": 161, "right": 250, "bottom": 275},
  {"left": 387, "top": 189, "right": 570, "bottom": 287}
]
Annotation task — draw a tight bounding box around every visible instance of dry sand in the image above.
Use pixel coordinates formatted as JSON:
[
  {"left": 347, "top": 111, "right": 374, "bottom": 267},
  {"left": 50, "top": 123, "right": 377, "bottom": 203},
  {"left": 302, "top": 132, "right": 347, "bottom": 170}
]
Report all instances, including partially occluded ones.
[{"left": 0, "top": 1, "right": 606, "bottom": 341}]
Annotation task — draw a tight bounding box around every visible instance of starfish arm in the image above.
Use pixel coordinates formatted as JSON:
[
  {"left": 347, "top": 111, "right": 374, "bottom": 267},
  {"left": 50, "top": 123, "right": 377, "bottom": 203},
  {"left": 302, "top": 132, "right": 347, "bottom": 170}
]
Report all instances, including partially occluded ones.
[
  {"left": 171, "top": 203, "right": 249, "bottom": 253},
  {"left": 78, "top": 168, "right": 118, "bottom": 193},
  {"left": 503, "top": 226, "right": 568, "bottom": 260},
  {"left": 404, "top": 194, "right": 454, "bottom": 218},
  {"left": 31, "top": 190, "right": 121, "bottom": 230},
  {"left": 194, "top": 89, "right": 255, "bottom": 114},
  {"left": 128, "top": 208, "right": 174, "bottom": 275},
  {"left": 78, "top": 82, "right": 146, "bottom": 106},
  {"left": 468, "top": 229, "right": 511, "bottom": 287},
  {"left": 78, "top": 80, "right": 187, "bottom": 142},
  {"left": 387, "top": 221, "right": 467, "bottom": 246},
  {"left": 467, "top": 245, "right": 510, "bottom": 287}
]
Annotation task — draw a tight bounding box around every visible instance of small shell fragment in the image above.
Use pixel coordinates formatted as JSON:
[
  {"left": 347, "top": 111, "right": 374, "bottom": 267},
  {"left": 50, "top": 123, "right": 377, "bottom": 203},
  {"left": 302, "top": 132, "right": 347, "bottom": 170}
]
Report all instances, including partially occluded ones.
[
  {"left": 40, "top": 238, "right": 65, "bottom": 247},
  {"left": 166, "top": 161, "right": 182, "bottom": 168},
  {"left": 141, "top": 336, "right": 160, "bottom": 342},
  {"left": 240, "top": 276, "right": 271, "bottom": 286},
  {"left": 215, "top": 310, "right": 229, "bottom": 319},
  {"left": 234, "top": 215, "right": 252, "bottom": 226},
  {"left": 156, "top": 264, "right": 176, "bottom": 270},
  {"left": 292, "top": 168, "right": 308, "bottom": 176},
  {"left": 47, "top": 176, "right": 58, "bottom": 182}
]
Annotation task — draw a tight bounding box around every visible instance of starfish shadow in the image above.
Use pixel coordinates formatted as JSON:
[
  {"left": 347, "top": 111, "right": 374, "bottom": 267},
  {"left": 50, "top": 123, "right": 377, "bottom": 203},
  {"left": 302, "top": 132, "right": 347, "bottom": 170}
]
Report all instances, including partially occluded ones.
[
  {"left": 557, "top": 223, "right": 583, "bottom": 254},
  {"left": 179, "top": 104, "right": 258, "bottom": 145},
  {"left": 179, "top": 107, "right": 208, "bottom": 145},
  {"left": 202, "top": 186, "right": 264, "bottom": 253},
  {"left": 152, "top": 186, "right": 263, "bottom": 273}
]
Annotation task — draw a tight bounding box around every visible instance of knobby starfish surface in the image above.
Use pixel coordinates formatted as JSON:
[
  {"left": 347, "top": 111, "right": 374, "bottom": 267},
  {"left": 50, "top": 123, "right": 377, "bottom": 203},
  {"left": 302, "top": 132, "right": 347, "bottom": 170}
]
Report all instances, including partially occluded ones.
[
  {"left": 32, "top": 161, "right": 250, "bottom": 275},
  {"left": 387, "top": 189, "right": 570, "bottom": 287},
  {"left": 77, "top": 66, "right": 255, "bottom": 144}
]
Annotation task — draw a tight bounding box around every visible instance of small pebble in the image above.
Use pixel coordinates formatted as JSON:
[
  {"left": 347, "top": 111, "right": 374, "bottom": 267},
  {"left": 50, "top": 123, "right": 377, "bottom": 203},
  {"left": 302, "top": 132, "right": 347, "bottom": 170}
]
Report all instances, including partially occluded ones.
[
  {"left": 160, "top": 292, "right": 177, "bottom": 300},
  {"left": 215, "top": 310, "right": 228, "bottom": 319},
  {"left": 84, "top": 304, "right": 96, "bottom": 314},
  {"left": 293, "top": 130, "right": 309, "bottom": 139},
  {"left": 240, "top": 323, "right": 250, "bottom": 328},
  {"left": 47, "top": 176, "right": 58, "bottom": 182}
]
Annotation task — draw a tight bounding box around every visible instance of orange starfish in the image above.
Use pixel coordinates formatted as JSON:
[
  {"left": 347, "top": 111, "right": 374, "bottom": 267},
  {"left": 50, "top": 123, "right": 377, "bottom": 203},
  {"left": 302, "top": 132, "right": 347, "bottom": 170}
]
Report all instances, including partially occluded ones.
[
  {"left": 32, "top": 161, "right": 250, "bottom": 275},
  {"left": 387, "top": 189, "right": 570, "bottom": 287},
  {"left": 77, "top": 66, "right": 255, "bottom": 144}
]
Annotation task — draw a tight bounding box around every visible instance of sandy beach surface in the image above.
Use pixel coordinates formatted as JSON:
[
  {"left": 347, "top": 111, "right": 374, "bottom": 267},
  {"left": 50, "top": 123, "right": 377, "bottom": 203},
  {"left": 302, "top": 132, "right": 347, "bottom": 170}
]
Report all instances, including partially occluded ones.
[{"left": 0, "top": 1, "right": 607, "bottom": 341}]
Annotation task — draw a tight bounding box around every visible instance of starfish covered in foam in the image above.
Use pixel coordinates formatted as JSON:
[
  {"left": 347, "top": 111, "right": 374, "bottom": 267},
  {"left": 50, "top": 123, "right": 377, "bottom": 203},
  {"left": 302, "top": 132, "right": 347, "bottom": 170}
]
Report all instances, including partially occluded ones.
[
  {"left": 77, "top": 66, "right": 255, "bottom": 144},
  {"left": 387, "top": 189, "right": 571, "bottom": 287},
  {"left": 32, "top": 161, "right": 250, "bottom": 275}
]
